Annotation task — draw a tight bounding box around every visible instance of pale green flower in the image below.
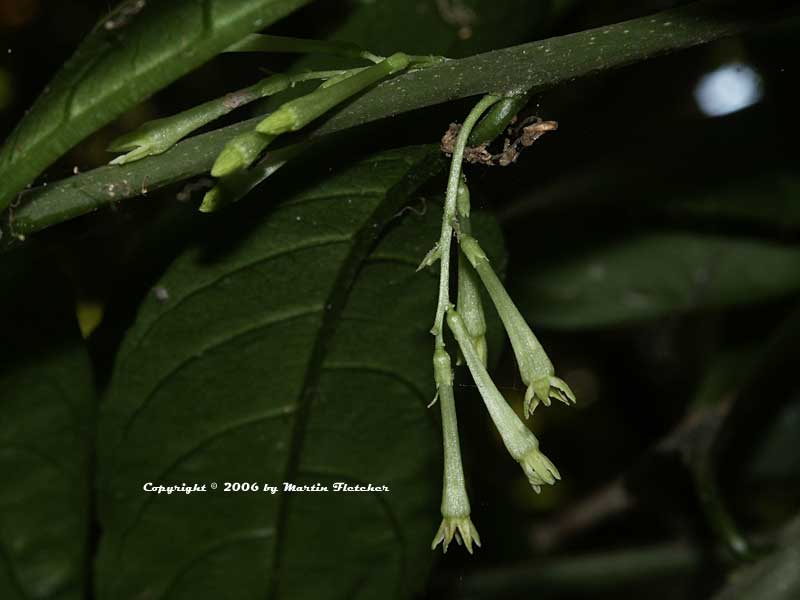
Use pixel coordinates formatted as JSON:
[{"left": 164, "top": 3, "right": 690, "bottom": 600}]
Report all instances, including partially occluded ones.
[
  {"left": 459, "top": 234, "right": 576, "bottom": 418},
  {"left": 455, "top": 182, "right": 488, "bottom": 367},
  {"left": 431, "top": 345, "right": 481, "bottom": 553},
  {"left": 432, "top": 515, "right": 482, "bottom": 554}
]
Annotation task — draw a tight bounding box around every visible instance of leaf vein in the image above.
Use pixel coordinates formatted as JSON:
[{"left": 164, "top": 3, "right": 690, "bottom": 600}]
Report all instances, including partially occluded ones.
[
  {"left": 120, "top": 236, "right": 348, "bottom": 371},
  {"left": 119, "top": 305, "right": 321, "bottom": 442}
]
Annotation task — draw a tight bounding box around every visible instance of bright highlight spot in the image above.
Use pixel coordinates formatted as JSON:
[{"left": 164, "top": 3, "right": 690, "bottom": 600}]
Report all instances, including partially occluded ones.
[{"left": 694, "top": 63, "right": 763, "bottom": 117}]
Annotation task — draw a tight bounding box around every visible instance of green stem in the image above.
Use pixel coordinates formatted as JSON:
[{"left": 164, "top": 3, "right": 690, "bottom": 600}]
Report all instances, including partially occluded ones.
[
  {"left": 289, "top": 69, "right": 358, "bottom": 83},
  {"left": 431, "top": 94, "right": 499, "bottom": 343},
  {"left": 691, "top": 458, "right": 753, "bottom": 561}
]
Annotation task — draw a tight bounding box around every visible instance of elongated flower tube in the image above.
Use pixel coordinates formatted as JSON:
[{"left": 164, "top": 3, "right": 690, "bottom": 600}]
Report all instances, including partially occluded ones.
[
  {"left": 458, "top": 234, "right": 576, "bottom": 418},
  {"left": 211, "top": 131, "right": 276, "bottom": 178},
  {"left": 455, "top": 182, "right": 487, "bottom": 366},
  {"left": 447, "top": 308, "right": 561, "bottom": 493},
  {"left": 200, "top": 144, "right": 302, "bottom": 213},
  {"left": 431, "top": 346, "right": 481, "bottom": 553},
  {"left": 108, "top": 75, "right": 290, "bottom": 165},
  {"left": 256, "top": 53, "right": 410, "bottom": 136}
]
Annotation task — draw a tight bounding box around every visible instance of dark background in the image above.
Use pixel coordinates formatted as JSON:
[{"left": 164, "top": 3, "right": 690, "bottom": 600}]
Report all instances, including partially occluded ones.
[{"left": 2, "top": 1, "right": 799, "bottom": 598}]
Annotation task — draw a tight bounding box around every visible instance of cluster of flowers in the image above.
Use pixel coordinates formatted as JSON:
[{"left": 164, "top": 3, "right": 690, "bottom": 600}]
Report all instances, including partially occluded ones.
[
  {"left": 422, "top": 97, "right": 576, "bottom": 554},
  {"left": 106, "top": 34, "right": 442, "bottom": 211}
]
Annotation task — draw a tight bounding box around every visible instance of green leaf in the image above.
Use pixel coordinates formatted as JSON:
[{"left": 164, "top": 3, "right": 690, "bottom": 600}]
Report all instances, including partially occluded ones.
[
  {"left": 514, "top": 233, "right": 800, "bottom": 329},
  {"left": 0, "top": 0, "right": 313, "bottom": 213},
  {"left": 95, "top": 146, "right": 463, "bottom": 598},
  {"left": 0, "top": 251, "right": 94, "bottom": 599}
]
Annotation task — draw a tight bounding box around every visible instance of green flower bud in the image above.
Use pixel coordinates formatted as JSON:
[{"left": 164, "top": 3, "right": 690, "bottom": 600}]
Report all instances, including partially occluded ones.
[
  {"left": 459, "top": 234, "right": 576, "bottom": 418},
  {"left": 257, "top": 53, "right": 410, "bottom": 136},
  {"left": 455, "top": 182, "right": 487, "bottom": 366},
  {"left": 108, "top": 75, "right": 289, "bottom": 165},
  {"left": 211, "top": 131, "right": 275, "bottom": 178}
]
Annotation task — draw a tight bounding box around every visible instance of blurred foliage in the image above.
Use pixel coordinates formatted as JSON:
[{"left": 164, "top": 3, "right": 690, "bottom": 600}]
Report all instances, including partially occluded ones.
[{"left": 0, "top": 249, "right": 94, "bottom": 600}]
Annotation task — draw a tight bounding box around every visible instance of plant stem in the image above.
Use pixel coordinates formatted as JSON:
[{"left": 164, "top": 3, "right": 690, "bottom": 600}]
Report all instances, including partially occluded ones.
[{"left": 431, "top": 95, "right": 499, "bottom": 344}]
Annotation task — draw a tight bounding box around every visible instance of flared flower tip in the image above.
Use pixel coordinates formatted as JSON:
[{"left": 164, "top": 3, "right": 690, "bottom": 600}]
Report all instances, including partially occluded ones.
[
  {"left": 524, "top": 375, "right": 577, "bottom": 418},
  {"left": 520, "top": 448, "right": 561, "bottom": 493},
  {"left": 431, "top": 516, "right": 482, "bottom": 554}
]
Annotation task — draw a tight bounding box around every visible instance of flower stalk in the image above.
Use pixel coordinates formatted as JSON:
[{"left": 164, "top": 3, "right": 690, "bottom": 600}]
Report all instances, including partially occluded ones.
[{"left": 430, "top": 94, "right": 500, "bottom": 344}]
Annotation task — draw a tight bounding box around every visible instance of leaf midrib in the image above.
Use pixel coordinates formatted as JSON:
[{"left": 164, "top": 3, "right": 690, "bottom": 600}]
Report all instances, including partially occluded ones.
[{"left": 265, "top": 148, "right": 443, "bottom": 599}]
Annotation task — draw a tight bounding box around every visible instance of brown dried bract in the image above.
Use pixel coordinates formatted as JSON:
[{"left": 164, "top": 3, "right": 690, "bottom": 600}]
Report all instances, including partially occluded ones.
[
  {"left": 521, "top": 119, "right": 558, "bottom": 147},
  {"left": 440, "top": 118, "right": 558, "bottom": 167},
  {"left": 440, "top": 123, "right": 495, "bottom": 165}
]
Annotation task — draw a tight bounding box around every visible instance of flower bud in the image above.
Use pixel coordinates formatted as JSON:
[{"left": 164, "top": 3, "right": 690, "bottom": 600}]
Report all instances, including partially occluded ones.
[{"left": 455, "top": 183, "right": 487, "bottom": 366}]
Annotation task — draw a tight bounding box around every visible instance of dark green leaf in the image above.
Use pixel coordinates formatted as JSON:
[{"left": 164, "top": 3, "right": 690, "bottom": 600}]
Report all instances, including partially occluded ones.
[
  {"left": 95, "top": 146, "right": 505, "bottom": 598},
  {"left": 514, "top": 234, "right": 800, "bottom": 329},
  {"left": 0, "top": 251, "right": 94, "bottom": 599},
  {"left": 291, "top": 0, "right": 553, "bottom": 65},
  {"left": 0, "top": 0, "right": 313, "bottom": 213},
  {"left": 658, "top": 171, "right": 800, "bottom": 232}
]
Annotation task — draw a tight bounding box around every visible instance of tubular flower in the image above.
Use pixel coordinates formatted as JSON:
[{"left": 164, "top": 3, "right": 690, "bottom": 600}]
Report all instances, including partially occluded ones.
[
  {"left": 447, "top": 308, "right": 561, "bottom": 493},
  {"left": 431, "top": 346, "right": 481, "bottom": 553},
  {"left": 108, "top": 75, "right": 290, "bottom": 165},
  {"left": 212, "top": 131, "right": 276, "bottom": 177},
  {"left": 458, "top": 234, "right": 576, "bottom": 418},
  {"left": 455, "top": 182, "right": 488, "bottom": 366},
  {"left": 257, "top": 53, "right": 410, "bottom": 136}
]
